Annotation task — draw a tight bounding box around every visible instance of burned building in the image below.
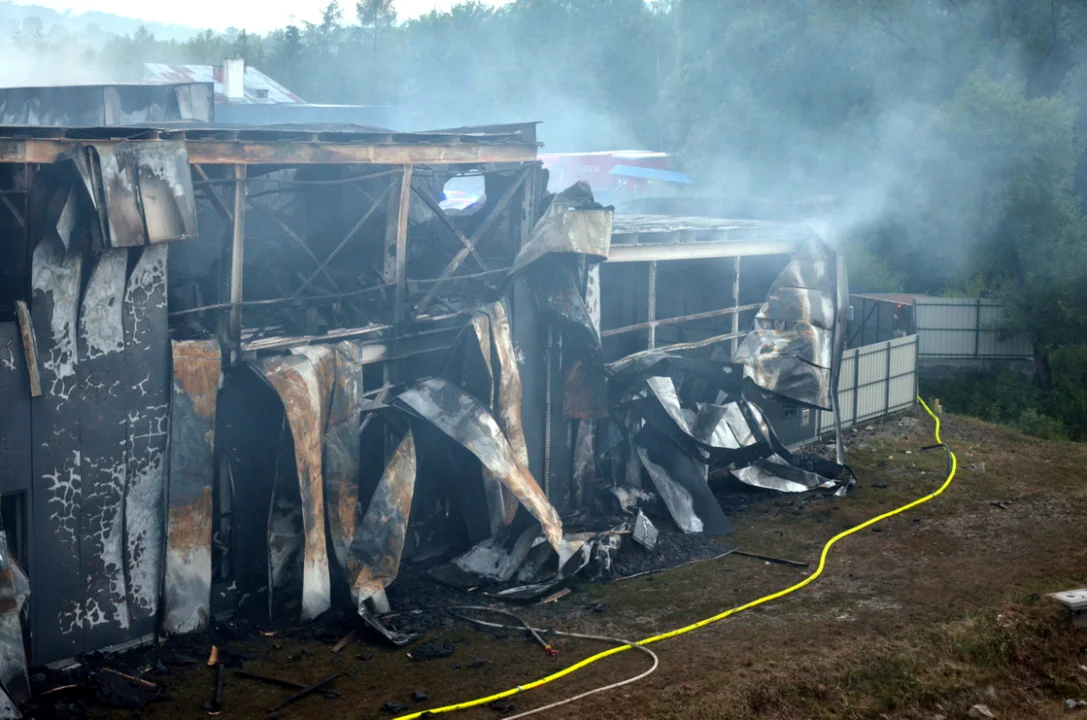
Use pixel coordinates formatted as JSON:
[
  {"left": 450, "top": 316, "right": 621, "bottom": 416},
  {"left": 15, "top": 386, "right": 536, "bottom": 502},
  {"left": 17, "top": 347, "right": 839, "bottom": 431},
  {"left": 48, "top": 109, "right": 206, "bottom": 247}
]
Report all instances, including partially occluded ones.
[{"left": 0, "top": 116, "right": 854, "bottom": 709}]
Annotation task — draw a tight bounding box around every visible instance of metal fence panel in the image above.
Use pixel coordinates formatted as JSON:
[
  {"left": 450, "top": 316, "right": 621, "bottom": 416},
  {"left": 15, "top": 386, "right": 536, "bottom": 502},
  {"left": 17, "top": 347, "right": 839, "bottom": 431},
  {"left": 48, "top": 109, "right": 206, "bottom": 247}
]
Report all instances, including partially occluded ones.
[
  {"left": 813, "top": 335, "right": 918, "bottom": 446},
  {"left": 913, "top": 298, "right": 1032, "bottom": 359}
]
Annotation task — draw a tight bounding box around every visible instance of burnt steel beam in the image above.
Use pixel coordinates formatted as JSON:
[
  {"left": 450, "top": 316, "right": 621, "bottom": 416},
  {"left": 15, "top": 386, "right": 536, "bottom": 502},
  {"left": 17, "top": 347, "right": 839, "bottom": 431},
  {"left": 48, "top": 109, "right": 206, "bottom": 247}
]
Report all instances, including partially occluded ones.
[
  {"left": 413, "top": 167, "right": 529, "bottom": 316},
  {"left": 612, "top": 330, "right": 747, "bottom": 365},
  {"left": 192, "top": 165, "right": 233, "bottom": 224},
  {"left": 606, "top": 239, "right": 800, "bottom": 262},
  {"left": 732, "top": 256, "right": 742, "bottom": 355},
  {"left": 241, "top": 311, "right": 470, "bottom": 355},
  {"left": 246, "top": 201, "right": 365, "bottom": 324},
  {"left": 0, "top": 139, "right": 537, "bottom": 166},
  {"left": 242, "top": 179, "right": 389, "bottom": 346},
  {"left": 647, "top": 261, "right": 657, "bottom": 349},
  {"left": 386, "top": 166, "right": 414, "bottom": 327},
  {"left": 601, "top": 303, "right": 762, "bottom": 338},
  {"left": 409, "top": 184, "right": 489, "bottom": 274},
  {"left": 169, "top": 267, "right": 510, "bottom": 318},
  {"left": 0, "top": 193, "right": 24, "bottom": 226},
  {"left": 288, "top": 179, "right": 393, "bottom": 301}
]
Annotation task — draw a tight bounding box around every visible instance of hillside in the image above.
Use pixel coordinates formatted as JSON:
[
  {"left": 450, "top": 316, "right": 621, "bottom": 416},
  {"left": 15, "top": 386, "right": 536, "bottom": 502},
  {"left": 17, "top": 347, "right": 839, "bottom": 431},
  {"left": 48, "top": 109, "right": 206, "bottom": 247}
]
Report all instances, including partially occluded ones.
[{"left": 0, "top": 0, "right": 202, "bottom": 43}]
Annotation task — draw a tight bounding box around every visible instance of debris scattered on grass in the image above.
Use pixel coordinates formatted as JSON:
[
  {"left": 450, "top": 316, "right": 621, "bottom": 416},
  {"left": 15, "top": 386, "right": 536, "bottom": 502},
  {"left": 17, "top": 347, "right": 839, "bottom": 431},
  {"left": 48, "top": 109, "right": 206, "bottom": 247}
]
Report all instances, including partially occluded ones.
[
  {"left": 100, "top": 668, "right": 157, "bottom": 690},
  {"left": 538, "top": 588, "right": 571, "bottom": 605},
  {"left": 408, "top": 641, "right": 457, "bottom": 661},
  {"left": 267, "top": 674, "right": 340, "bottom": 713},
  {"left": 413, "top": 690, "right": 428, "bottom": 702},
  {"left": 383, "top": 701, "right": 408, "bottom": 713},
  {"left": 733, "top": 550, "right": 809, "bottom": 568},
  {"left": 234, "top": 671, "right": 340, "bottom": 698},
  {"left": 332, "top": 630, "right": 357, "bottom": 653},
  {"left": 968, "top": 704, "right": 996, "bottom": 719}
]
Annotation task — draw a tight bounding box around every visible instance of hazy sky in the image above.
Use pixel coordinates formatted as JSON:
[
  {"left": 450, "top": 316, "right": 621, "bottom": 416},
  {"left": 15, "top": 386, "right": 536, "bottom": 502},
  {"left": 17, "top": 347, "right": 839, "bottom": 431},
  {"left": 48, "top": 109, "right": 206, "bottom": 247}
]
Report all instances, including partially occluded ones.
[{"left": 9, "top": 0, "right": 511, "bottom": 33}]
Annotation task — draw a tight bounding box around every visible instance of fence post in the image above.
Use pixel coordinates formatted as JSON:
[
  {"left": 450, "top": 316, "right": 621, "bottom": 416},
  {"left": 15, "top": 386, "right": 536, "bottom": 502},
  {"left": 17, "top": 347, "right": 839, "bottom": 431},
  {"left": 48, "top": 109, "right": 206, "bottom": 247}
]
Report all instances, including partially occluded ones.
[
  {"left": 974, "top": 298, "right": 982, "bottom": 359},
  {"left": 913, "top": 335, "right": 919, "bottom": 404},
  {"left": 851, "top": 348, "right": 860, "bottom": 426},
  {"left": 884, "top": 340, "right": 892, "bottom": 416}
]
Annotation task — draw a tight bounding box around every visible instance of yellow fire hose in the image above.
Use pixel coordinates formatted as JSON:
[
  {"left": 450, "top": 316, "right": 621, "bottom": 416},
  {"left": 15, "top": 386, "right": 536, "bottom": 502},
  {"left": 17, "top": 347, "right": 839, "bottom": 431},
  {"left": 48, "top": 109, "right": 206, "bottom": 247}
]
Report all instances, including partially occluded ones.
[{"left": 396, "top": 397, "right": 957, "bottom": 719}]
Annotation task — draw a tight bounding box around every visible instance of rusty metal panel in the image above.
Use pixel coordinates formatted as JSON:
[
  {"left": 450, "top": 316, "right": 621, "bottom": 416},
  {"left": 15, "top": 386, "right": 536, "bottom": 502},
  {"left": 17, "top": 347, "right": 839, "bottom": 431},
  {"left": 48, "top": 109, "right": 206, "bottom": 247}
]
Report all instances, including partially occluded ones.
[
  {"left": 571, "top": 419, "right": 596, "bottom": 509},
  {"left": 164, "top": 340, "right": 220, "bottom": 635},
  {"left": 267, "top": 427, "right": 304, "bottom": 620},
  {"left": 482, "top": 302, "right": 529, "bottom": 516},
  {"left": 487, "top": 303, "right": 525, "bottom": 454},
  {"left": 123, "top": 245, "right": 169, "bottom": 640},
  {"left": 323, "top": 342, "right": 364, "bottom": 579},
  {"left": 14, "top": 303, "right": 39, "bottom": 398},
  {"left": 396, "top": 378, "right": 565, "bottom": 554},
  {"left": 348, "top": 423, "right": 416, "bottom": 610},
  {"left": 29, "top": 236, "right": 84, "bottom": 664},
  {"left": 0, "top": 323, "right": 31, "bottom": 496},
  {"left": 0, "top": 531, "right": 29, "bottom": 705},
  {"left": 258, "top": 349, "right": 333, "bottom": 620},
  {"left": 78, "top": 248, "right": 132, "bottom": 650},
  {"left": 445, "top": 302, "right": 528, "bottom": 532}
]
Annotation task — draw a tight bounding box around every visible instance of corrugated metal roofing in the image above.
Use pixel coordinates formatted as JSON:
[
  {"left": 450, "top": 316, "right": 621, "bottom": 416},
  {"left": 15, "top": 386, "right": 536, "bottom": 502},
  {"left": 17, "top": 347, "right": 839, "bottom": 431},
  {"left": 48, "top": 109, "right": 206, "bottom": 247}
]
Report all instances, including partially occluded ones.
[{"left": 142, "top": 63, "right": 304, "bottom": 105}]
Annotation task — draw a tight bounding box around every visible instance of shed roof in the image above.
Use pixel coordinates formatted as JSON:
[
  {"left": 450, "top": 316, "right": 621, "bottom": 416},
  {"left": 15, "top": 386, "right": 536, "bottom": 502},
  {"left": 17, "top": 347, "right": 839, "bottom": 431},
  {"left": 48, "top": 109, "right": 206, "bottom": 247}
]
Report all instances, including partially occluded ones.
[{"left": 142, "top": 63, "right": 304, "bottom": 105}]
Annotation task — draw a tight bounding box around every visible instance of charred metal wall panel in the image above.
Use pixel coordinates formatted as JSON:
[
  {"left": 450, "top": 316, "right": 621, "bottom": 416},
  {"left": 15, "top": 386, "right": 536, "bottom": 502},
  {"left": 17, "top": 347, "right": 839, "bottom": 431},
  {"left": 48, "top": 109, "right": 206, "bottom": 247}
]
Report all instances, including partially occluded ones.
[
  {"left": 77, "top": 249, "right": 131, "bottom": 650},
  {"left": 123, "top": 245, "right": 169, "bottom": 640},
  {"left": 258, "top": 351, "right": 333, "bottom": 621},
  {"left": 0, "top": 323, "right": 31, "bottom": 497},
  {"left": 0, "top": 83, "right": 214, "bottom": 127},
  {"left": 164, "top": 340, "right": 220, "bottom": 635},
  {"left": 29, "top": 238, "right": 84, "bottom": 664}
]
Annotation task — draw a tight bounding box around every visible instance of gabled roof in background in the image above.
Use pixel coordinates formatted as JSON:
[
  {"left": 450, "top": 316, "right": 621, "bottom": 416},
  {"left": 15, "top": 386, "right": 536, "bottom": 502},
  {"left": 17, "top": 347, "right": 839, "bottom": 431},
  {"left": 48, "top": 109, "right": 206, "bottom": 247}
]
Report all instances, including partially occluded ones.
[{"left": 142, "top": 63, "right": 304, "bottom": 105}]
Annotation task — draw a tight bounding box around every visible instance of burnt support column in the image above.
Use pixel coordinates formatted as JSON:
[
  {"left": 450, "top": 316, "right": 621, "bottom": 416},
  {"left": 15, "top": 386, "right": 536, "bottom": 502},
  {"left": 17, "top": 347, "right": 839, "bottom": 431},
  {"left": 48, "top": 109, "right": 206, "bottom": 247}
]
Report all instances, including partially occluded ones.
[
  {"left": 647, "top": 261, "right": 657, "bottom": 350},
  {"left": 228, "top": 165, "right": 247, "bottom": 363},
  {"left": 383, "top": 166, "right": 413, "bottom": 384},
  {"left": 731, "top": 256, "right": 741, "bottom": 355}
]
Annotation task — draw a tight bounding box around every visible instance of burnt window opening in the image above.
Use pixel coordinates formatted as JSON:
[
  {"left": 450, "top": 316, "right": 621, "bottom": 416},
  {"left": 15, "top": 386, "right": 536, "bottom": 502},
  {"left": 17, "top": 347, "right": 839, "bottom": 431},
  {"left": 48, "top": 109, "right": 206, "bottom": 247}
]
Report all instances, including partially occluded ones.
[{"left": 441, "top": 175, "right": 485, "bottom": 216}]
